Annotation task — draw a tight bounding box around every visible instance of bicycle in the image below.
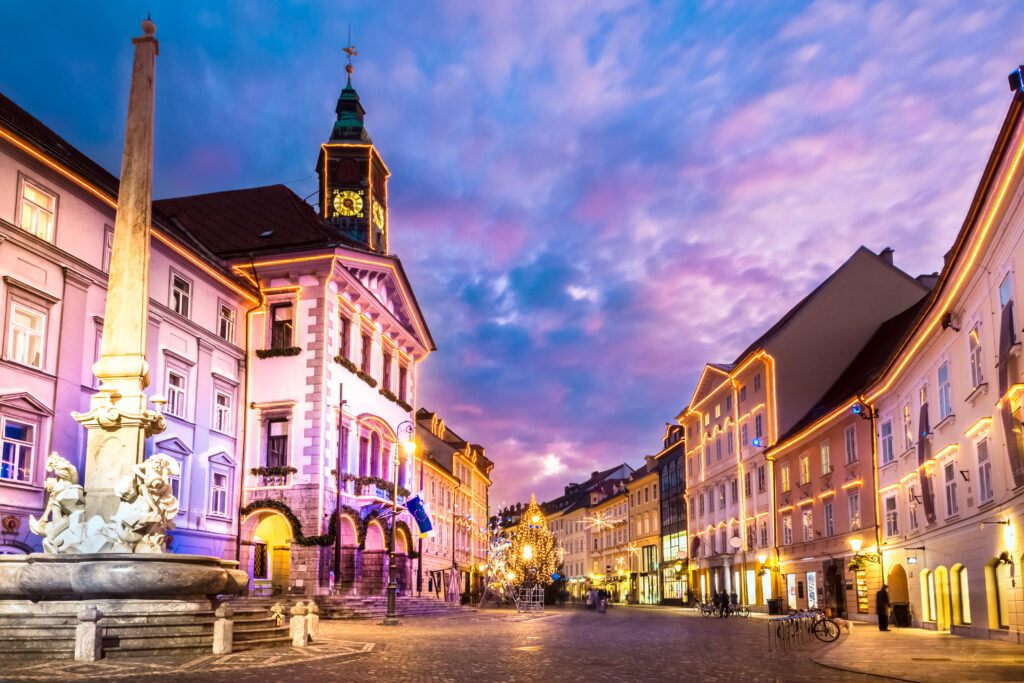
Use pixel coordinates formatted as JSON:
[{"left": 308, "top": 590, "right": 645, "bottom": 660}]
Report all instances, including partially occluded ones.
[
  {"left": 731, "top": 603, "right": 750, "bottom": 618},
  {"left": 809, "top": 608, "right": 840, "bottom": 642},
  {"left": 699, "top": 601, "right": 716, "bottom": 618}
]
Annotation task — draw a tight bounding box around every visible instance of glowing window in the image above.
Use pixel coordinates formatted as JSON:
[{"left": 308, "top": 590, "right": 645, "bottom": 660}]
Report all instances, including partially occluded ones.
[{"left": 20, "top": 180, "right": 54, "bottom": 241}]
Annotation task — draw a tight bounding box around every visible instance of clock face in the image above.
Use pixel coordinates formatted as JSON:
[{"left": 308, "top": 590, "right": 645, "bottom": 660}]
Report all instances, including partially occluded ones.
[
  {"left": 333, "top": 190, "right": 363, "bottom": 217},
  {"left": 372, "top": 199, "right": 385, "bottom": 227}
]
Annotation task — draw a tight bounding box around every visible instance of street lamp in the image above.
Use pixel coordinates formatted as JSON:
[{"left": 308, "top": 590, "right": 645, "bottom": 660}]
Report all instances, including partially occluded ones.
[
  {"left": 848, "top": 538, "right": 880, "bottom": 564},
  {"left": 382, "top": 420, "right": 416, "bottom": 626}
]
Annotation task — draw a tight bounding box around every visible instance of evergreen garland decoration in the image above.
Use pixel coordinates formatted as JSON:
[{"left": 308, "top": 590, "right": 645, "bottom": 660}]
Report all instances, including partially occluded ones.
[
  {"left": 379, "top": 387, "right": 413, "bottom": 412},
  {"left": 249, "top": 466, "right": 297, "bottom": 477},
  {"left": 255, "top": 346, "right": 301, "bottom": 359}
]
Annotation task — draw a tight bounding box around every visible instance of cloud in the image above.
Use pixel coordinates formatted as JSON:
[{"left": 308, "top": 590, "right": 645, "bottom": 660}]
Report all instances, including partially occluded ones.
[{"left": 4, "top": 0, "right": 1024, "bottom": 506}]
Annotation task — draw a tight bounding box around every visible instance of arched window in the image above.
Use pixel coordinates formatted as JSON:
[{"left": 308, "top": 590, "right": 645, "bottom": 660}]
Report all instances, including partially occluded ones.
[
  {"left": 950, "top": 564, "right": 971, "bottom": 626},
  {"left": 370, "top": 431, "right": 382, "bottom": 478},
  {"left": 986, "top": 558, "right": 1013, "bottom": 629},
  {"left": 920, "top": 569, "right": 935, "bottom": 621},
  {"left": 359, "top": 436, "right": 369, "bottom": 476}
]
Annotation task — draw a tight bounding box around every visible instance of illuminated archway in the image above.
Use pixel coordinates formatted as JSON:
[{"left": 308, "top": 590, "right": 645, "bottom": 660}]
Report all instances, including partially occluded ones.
[
  {"left": 241, "top": 509, "right": 294, "bottom": 594},
  {"left": 933, "top": 566, "right": 951, "bottom": 631},
  {"left": 887, "top": 563, "right": 910, "bottom": 603}
]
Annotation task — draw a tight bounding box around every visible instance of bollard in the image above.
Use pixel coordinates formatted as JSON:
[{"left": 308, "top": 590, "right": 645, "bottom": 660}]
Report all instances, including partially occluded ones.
[
  {"left": 289, "top": 602, "right": 309, "bottom": 647},
  {"left": 306, "top": 601, "right": 319, "bottom": 641},
  {"left": 212, "top": 603, "right": 234, "bottom": 655},
  {"left": 270, "top": 602, "right": 285, "bottom": 626},
  {"left": 75, "top": 606, "right": 103, "bottom": 662}
]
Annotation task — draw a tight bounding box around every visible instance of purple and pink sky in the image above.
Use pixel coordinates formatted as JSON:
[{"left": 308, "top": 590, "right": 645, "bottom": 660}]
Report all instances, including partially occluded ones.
[{"left": 3, "top": 1, "right": 1024, "bottom": 508}]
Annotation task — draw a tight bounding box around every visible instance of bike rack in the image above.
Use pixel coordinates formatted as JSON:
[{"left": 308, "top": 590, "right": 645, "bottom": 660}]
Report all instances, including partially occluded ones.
[{"left": 767, "top": 611, "right": 818, "bottom": 652}]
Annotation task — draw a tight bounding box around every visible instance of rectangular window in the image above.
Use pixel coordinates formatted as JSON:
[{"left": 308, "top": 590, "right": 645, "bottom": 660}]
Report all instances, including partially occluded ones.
[
  {"left": 741, "top": 424, "right": 748, "bottom": 446},
  {"left": 727, "top": 431, "right": 734, "bottom": 454},
  {"left": 799, "top": 454, "right": 810, "bottom": 485},
  {"left": 166, "top": 371, "right": 186, "bottom": 418},
  {"left": 716, "top": 438, "right": 722, "bottom": 461},
  {"left": 938, "top": 363, "right": 952, "bottom": 421},
  {"left": 746, "top": 523, "right": 755, "bottom": 551},
  {"left": 781, "top": 464, "right": 791, "bottom": 492},
  {"left": 969, "top": 325, "right": 984, "bottom": 389},
  {"left": 707, "top": 489, "right": 714, "bottom": 512},
  {"left": 698, "top": 494, "right": 705, "bottom": 516},
  {"left": 977, "top": 438, "right": 993, "bottom": 503},
  {"left": 382, "top": 351, "right": 392, "bottom": 391},
  {"left": 715, "top": 404, "right": 721, "bottom": 419},
  {"left": 726, "top": 395, "right": 732, "bottom": 412},
  {"left": 0, "top": 418, "right": 33, "bottom": 482},
  {"left": 757, "top": 465, "right": 766, "bottom": 492},
  {"left": 884, "top": 495, "right": 899, "bottom": 537},
  {"left": 688, "top": 457, "right": 694, "bottom": 478},
  {"left": 171, "top": 274, "right": 192, "bottom": 318},
  {"left": 755, "top": 415, "right": 763, "bottom": 440},
  {"left": 218, "top": 304, "right": 236, "bottom": 342},
  {"left": 339, "top": 315, "right": 351, "bottom": 358},
  {"left": 802, "top": 509, "right": 813, "bottom": 542},
  {"left": 211, "top": 472, "right": 228, "bottom": 516},
  {"left": 270, "top": 303, "right": 293, "bottom": 349},
  {"left": 820, "top": 440, "right": 831, "bottom": 476},
  {"left": 745, "top": 471, "right": 752, "bottom": 497},
  {"left": 880, "top": 420, "right": 894, "bottom": 465},
  {"left": 848, "top": 490, "right": 861, "bottom": 530},
  {"left": 20, "top": 180, "right": 55, "bottom": 241},
  {"left": 214, "top": 391, "right": 232, "bottom": 434},
  {"left": 266, "top": 419, "right": 289, "bottom": 468},
  {"left": 398, "top": 364, "right": 408, "bottom": 402},
  {"left": 8, "top": 303, "right": 45, "bottom": 369},
  {"left": 844, "top": 426, "right": 857, "bottom": 464},
  {"left": 824, "top": 501, "right": 835, "bottom": 537},
  {"left": 740, "top": 385, "right": 747, "bottom": 402},
  {"left": 908, "top": 485, "right": 919, "bottom": 531},
  {"left": 904, "top": 403, "right": 913, "bottom": 450},
  {"left": 999, "top": 273, "right": 1013, "bottom": 310},
  {"left": 760, "top": 520, "right": 768, "bottom": 547},
  {"left": 704, "top": 445, "right": 710, "bottom": 467},
  {"left": 360, "top": 333, "right": 372, "bottom": 373},
  {"left": 731, "top": 478, "right": 738, "bottom": 502},
  {"left": 783, "top": 517, "right": 793, "bottom": 545},
  {"left": 718, "top": 484, "right": 726, "bottom": 507},
  {"left": 102, "top": 225, "right": 114, "bottom": 273},
  {"left": 943, "top": 462, "right": 959, "bottom": 517},
  {"left": 754, "top": 373, "right": 761, "bottom": 392}
]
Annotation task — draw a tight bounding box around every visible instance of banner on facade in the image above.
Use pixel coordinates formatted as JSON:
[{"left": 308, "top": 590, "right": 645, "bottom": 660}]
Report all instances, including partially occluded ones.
[
  {"left": 917, "top": 402, "right": 936, "bottom": 525},
  {"left": 406, "top": 495, "right": 433, "bottom": 537}
]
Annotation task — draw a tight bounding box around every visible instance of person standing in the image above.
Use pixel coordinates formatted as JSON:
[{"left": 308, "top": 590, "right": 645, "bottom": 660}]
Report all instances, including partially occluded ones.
[
  {"left": 718, "top": 588, "right": 730, "bottom": 618},
  {"left": 876, "top": 584, "right": 891, "bottom": 631}
]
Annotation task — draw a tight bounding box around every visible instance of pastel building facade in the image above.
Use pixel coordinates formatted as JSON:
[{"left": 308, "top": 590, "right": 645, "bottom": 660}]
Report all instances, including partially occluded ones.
[
  {"left": 0, "top": 92, "right": 254, "bottom": 559},
  {"left": 863, "top": 86, "right": 1024, "bottom": 640},
  {"left": 627, "top": 458, "right": 661, "bottom": 604},
  {"left": 655, "top": 424, "right": 687, "bottom": 602},
  {"left": 683, "top": 248, "right": 930, "bottom": 606}
]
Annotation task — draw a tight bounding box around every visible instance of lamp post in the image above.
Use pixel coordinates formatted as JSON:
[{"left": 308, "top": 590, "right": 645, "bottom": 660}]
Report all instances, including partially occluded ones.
[{"left": 383, "top": 420, "right": 416, "bottom": 626}]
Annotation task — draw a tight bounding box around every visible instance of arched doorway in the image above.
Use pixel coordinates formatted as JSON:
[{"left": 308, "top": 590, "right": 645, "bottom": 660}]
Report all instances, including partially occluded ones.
[
  {"left": 887, "top": 563, "right": 910, "bottom": 628},
  {"left": 394, "top": 524, "right": 413, "bottom": 593},
  {"left": 933, "top": 566, "right": 951, "bottom": 631},
  {"left": 362, "top": 520, "right": 387, "bottom": 594},
  {"left": 240, "top": 510, "right": 293, "bottom": 595},
  {"left": 950, "top": 564, "right": 971, "bottom": 626}
]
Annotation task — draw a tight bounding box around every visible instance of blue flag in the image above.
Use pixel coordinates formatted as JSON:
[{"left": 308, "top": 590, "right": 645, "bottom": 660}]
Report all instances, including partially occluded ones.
[{"left": 406, "top": 495, "right": 433, "bottom": 537}]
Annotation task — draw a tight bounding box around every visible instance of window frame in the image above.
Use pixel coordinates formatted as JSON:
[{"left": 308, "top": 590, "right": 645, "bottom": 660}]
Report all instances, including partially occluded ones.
[
  {"left": 269, "top": 302, "right": 294, "bottom": 350},
  {"left": 0, "top": 416, "right": 36, "bottom": 484},
  {"left": 169, "top": 270, "right": 193, "bottom": 319},
  {"left": 210, "top": 470, "right": 229, "bottom": 518},
  {"left": 884, "top": 494, "right": 899, "bottom": 537},
  {"left": 265, "top": 418, "right": 290, "bottom": 469},
  {"left": 880, "top": 419, "right": 895, "bottom": 465},
  {"left": 943, "top": 461, "right": 959, "bottom": 517},
  {"left": 976, "top": 437, "right": 993, "bottom": 504},
  {"left": 217, "top": 301, "right": 236, "bottom": 344},
  {"left": 844, "top": 425, "right": 857, "bottom": 464},
  {"left": 968, "top": 324, "right": 984, "bottom": 389},
  {"left": 213, "top": 389, "right": 233, "bottom": 435},
  {"left": 937, "top": 362, "right": 952, "bottom": 421},
  {"left": 16, "top": 175, "right": 57, "bottom": 242},
  {"left": 820, "top": 440, "right": 831, "bottom": 476},
  {"left": 6, "top": 301, "right": 46, "bottom": 370},
  {"left": 165, "top": 368, "right": 188, "bottom": 419}
]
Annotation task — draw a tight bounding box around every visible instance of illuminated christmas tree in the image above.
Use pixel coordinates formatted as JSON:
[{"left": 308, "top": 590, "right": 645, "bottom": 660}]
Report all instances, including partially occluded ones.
[{"left": 506, "top": 494, "right": 557, "bottom": 587}]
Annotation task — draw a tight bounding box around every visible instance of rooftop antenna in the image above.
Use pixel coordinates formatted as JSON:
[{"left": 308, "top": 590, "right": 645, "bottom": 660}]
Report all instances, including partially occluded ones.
[{"left": 343, "top": 25, "right": 358, "bottom": 80}]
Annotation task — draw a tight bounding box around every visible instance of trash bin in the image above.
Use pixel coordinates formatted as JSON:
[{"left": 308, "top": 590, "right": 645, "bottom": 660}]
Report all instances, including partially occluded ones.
[
  {"left": 892, "top": 602, "right": 911, "bottom": 627},
  {"left": 767, "top": 598, "right": 784, "bottom": 615}
]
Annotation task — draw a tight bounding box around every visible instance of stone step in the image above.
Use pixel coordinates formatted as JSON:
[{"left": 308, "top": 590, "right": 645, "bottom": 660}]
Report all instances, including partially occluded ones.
[
  {"left": 0, "top": 643, "right": 76, "bottom": 660},
  {"left": 102, "top": 632, "right": 214, "bottom": 650},
  {"left": 234, "top": 624, "right": 289, "bottom": 639},
  {"left": 1, "top": 625, "right": 77, "bottom": 638},
  {"left": 232, "top": 634, "right": 293, "bottom": 651},
  {"left": 103, "top": 622, "right": 214, "bottom": 637}
]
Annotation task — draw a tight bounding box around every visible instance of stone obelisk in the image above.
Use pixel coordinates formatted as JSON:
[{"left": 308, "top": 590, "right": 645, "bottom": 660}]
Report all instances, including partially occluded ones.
[{"left": 77, "top": 17, "right": 166, "bottom": 521}]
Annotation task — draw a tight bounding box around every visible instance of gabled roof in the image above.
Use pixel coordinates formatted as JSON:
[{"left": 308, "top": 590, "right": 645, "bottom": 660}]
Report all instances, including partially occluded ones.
[
  {"left": 774, "top": 294, "right": 929, "bottom": 447},
  {"left": 153, "top": 184, "right": 364, "bottom": 258},
  {"left": 685, "top": 363, "right": 732, "bottom": 414}
]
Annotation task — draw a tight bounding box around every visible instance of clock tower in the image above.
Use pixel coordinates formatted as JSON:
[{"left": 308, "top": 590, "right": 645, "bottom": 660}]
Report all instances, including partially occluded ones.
[{"left": 316, "top": 54, "right": 390, "bottom": 254}]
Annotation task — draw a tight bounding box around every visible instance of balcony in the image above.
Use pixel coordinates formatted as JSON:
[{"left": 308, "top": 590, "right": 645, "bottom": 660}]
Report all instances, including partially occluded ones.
[{"left": 249, "top": 466, "right": 296, "bottom": 487}]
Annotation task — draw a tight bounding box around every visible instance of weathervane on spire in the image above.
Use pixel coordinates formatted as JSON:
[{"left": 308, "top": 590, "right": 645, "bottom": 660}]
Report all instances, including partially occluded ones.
[{"left": 344, "top": 25, "right": 358, "bottom": 78}]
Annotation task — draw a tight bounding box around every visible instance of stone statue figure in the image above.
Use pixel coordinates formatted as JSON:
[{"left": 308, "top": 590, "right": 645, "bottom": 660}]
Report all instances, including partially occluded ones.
[
  {"left": 103, "top": 454, "right": 180, "bottom": 553},
  {"left": 28, "top": 453, "right": 88, "bottom": 553}
]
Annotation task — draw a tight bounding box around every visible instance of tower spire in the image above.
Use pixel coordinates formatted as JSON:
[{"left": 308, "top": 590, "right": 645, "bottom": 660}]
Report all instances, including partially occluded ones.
[
  {"left": 332, "top": 28, "right": 369, "bottom": 142},
  {"left": 343, "top": 25, "right": 358, "bottom": 86}
]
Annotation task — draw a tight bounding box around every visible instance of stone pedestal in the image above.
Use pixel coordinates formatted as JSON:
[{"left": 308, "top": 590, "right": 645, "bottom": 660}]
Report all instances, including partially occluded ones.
[
  {"left": 75, "top": 606, "right": 102, "bottom": 662},
  {"left": 212, "top": 603, "right": 233, "bottom": 655}
]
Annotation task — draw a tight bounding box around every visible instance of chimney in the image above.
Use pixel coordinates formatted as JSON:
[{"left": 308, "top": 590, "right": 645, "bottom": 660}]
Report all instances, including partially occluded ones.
[
  {"left": 591, "top": 471, "right": 600, "bottom": 480},
  {"left": 879, "top": 247, "right": 894, "bottom": 265}
]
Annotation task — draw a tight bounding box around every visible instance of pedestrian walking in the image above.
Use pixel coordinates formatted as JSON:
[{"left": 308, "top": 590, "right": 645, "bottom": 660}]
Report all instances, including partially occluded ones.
[
  {"left": 598, "top": 588, "right": 608, "bottom": 613},
  {"left": 876, "top": 584, "right": 891, "bottom": 631}
]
